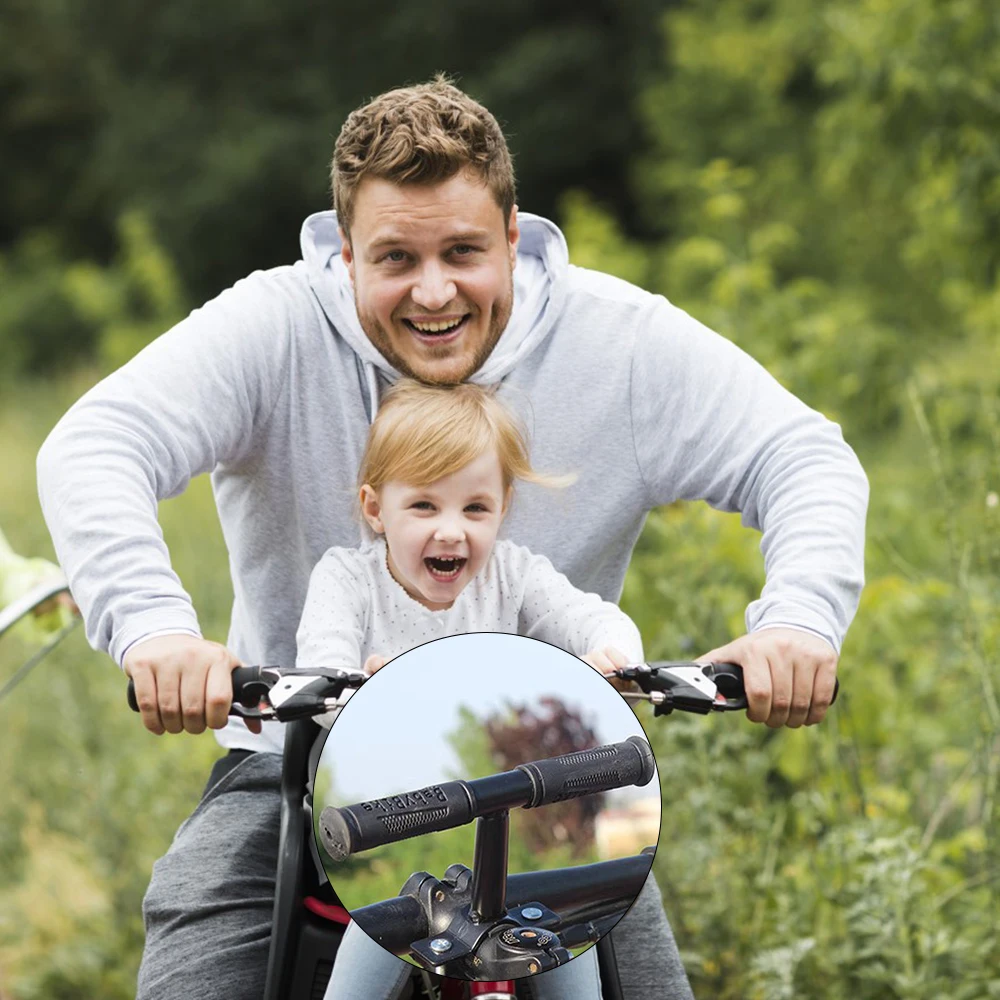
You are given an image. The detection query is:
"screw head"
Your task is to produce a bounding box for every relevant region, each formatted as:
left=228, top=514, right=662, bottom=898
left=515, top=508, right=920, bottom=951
left=429, top=938, right=452, bottom=954
left=521, top=906, right=543, bottom=920
left=434, top=890, right=445, bottom=902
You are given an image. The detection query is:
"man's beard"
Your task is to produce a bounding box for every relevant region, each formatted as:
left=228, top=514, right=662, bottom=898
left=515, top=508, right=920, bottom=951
left=355, top=285, right=514, bottom=386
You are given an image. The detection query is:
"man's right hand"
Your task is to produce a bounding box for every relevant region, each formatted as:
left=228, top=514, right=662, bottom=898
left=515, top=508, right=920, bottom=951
left=123, top=634, right=261, bottom=736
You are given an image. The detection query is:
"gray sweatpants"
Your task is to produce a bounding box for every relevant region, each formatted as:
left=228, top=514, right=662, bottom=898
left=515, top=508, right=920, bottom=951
left=136, top=752, right=694, bottom=1000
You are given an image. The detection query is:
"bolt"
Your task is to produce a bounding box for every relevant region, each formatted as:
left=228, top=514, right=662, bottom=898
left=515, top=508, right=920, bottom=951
left=429, top=938, right=452, bottom=954
left=528, top=962, right=539, bottom=974
left=434, top=890, right=445, bottom=902
left=521, top=906, right=543, bottom=920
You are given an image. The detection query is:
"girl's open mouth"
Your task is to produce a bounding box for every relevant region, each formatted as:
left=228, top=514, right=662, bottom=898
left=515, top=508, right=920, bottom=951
left=424, top=556, right=467, bottom=582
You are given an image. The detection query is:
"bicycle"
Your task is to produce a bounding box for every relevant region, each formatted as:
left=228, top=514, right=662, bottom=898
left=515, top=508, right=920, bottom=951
left=123, top=657, right=815, bottom=999
left=2, top=568, right=839, bottom=998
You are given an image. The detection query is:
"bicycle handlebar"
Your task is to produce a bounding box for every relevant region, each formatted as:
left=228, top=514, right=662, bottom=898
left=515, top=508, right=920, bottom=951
left=126, top=665, right=270, bottom=713
left=319, top=736, right=655, bottom=861
left=126, top=665, right=366, bottom=721
left=617, top=660, right=840, bottom=715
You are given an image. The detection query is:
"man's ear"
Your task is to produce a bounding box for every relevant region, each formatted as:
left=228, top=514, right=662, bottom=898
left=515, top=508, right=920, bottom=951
left=507, top=205, right=520, bottom=271
left=360, top=484, right=384, bottom=533
left=340, top=227, right=355, bottom=286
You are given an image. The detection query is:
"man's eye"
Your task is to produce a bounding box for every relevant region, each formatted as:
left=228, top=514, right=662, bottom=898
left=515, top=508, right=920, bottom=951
left=451, top=244, right=477, bottom=257
left=383, top=250, right=408, bottom=263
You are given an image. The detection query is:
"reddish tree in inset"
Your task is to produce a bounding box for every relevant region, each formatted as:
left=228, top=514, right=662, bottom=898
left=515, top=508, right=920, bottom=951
left=484, top=697, right=603, bottom=856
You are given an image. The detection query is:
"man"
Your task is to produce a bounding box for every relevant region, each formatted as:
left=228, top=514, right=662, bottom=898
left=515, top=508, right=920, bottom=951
left=37, top=77, right=867, bottom=999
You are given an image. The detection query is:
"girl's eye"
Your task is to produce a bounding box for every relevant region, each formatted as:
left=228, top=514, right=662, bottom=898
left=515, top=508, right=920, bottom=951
left=410, top=501, right=434, bottom=511
left=465, top=503, right=489, bottom=513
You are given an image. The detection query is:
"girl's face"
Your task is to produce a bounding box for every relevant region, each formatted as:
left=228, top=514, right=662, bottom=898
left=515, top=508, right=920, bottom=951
left=360, top=450, right=509, bottom=610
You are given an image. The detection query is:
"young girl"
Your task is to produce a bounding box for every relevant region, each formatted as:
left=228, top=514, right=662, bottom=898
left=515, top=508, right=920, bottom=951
left=296, top=379, right=644, bottom=1000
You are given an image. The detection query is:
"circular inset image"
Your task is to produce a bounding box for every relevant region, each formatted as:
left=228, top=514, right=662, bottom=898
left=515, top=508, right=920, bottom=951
left=313, top=632, right=660, bottom=988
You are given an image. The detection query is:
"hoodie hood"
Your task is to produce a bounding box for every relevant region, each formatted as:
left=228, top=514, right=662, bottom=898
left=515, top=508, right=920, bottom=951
left=299, top=210, right=569, bottom=389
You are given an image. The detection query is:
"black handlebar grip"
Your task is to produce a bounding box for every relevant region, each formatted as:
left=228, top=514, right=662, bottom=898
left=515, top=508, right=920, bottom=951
left=516, top=736, right=655, bottom=808
left=319, top=780, right=475, bottom=861
left=703, top=661, right=839, bottom=708
left=127, top=665, right=265, bottom=713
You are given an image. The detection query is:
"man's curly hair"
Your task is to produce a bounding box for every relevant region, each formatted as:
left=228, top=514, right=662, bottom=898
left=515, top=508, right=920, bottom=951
left=331, top=75, right=516, bottom=236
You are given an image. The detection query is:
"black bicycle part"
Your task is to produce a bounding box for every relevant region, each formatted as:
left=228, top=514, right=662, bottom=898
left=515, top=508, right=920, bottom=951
left=353, top=852, right=654, bottom=975
left=264, top=718, right=332, bottom=999
left=393, top=865, right=572, bottom=978
left=470, top=809, right=509, bottom=923
left=596, top=933, right=626, bottom=1000
left=319, top=736, right=655, bottom=860
left=619, top=660, right=840, bottom=716
left=126, top=665, right=364, bottom=721
left=263, top=720, right=434, bottom=999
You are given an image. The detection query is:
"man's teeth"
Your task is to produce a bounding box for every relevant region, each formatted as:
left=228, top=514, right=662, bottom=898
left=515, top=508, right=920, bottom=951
left=410, top=318, right=463, bottom=333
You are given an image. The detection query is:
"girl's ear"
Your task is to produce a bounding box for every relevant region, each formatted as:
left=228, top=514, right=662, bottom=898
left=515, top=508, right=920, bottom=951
left=360, top=484, right=384, bottom=533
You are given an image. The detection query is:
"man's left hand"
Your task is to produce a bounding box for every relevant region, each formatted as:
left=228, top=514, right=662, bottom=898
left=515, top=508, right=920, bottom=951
left=698, top=628, right=838, bottom=728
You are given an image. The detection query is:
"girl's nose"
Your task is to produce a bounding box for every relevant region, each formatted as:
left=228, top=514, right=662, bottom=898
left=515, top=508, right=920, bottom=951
left=433, top=519, right=466, bottom=543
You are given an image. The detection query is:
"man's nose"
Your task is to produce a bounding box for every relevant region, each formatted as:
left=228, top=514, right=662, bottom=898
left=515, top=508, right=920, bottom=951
left=411, top=263, right=457, bottom=312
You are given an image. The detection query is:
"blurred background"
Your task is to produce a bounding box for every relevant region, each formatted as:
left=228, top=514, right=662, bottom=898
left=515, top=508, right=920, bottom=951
left=1, top=0, right=998, bottom=996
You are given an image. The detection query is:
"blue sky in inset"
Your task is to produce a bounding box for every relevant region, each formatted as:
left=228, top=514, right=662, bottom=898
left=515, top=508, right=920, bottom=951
left=317, top=632, right=657, bottom=806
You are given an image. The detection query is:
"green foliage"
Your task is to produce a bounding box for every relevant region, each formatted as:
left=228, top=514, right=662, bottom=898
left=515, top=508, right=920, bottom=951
left=581, top=4, right=1000, bottom=979
left=0, top=233, right=100, bottom=377
left=65, top=212, right=187, bottom=371
left=0, top=213, right=187, bottom=380
left=3, top=0, right=1000, bottom=995
left=0, top=0, right=666, bottom=302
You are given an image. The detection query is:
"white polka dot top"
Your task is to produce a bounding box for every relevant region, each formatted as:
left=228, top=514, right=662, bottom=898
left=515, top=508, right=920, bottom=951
left=294, top=536, right=644, bottom=672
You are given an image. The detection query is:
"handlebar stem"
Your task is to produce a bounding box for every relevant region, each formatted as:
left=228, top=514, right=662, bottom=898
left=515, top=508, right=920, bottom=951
left=470, top=810, right=509, bottom=925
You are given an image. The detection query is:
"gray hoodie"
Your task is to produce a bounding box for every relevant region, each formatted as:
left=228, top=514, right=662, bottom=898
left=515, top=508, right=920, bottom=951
left=37, top=211, right=868, bottom=753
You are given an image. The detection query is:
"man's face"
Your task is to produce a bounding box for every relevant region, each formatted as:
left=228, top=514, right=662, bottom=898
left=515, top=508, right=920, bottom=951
left=342, top=171, right=519, bottom=384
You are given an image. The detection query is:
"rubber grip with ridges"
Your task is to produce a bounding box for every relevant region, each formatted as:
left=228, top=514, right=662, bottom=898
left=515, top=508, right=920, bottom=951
left=516, top=736, right=655, bottom=808
left=318, top=780, right=474, bottom=860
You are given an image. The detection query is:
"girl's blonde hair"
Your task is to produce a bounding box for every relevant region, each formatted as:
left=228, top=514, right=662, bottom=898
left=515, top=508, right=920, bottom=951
left=359, top=380, right=571, bottom=493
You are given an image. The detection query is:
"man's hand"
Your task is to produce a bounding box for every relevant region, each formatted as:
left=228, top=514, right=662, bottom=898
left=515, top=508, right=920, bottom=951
left=699, top=628, right=838, bottom=728
left=123, top=634, right=260, bottom=736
